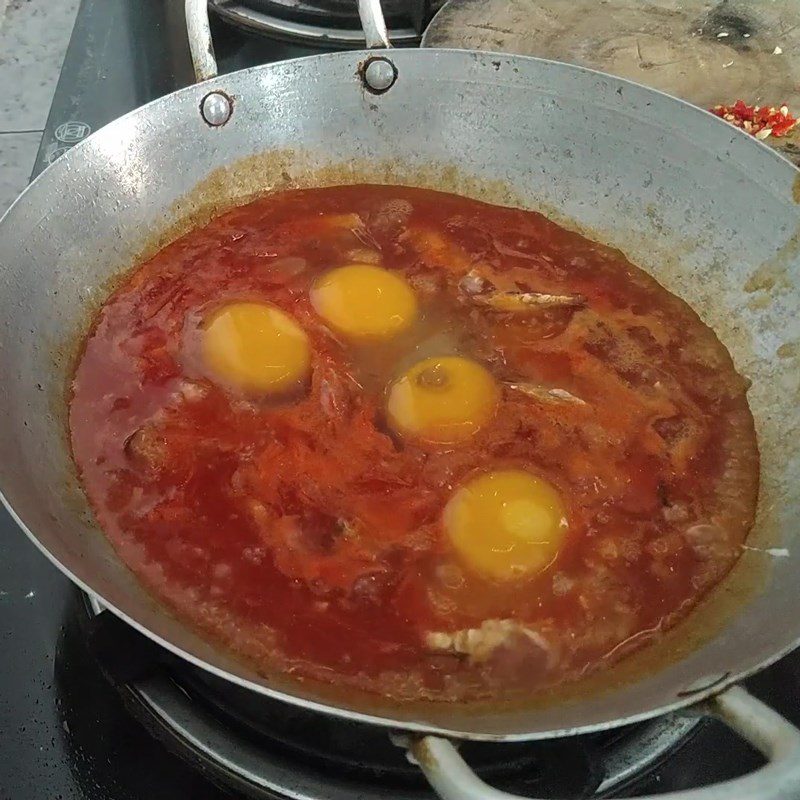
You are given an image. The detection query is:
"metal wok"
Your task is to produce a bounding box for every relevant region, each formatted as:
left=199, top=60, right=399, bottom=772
left=0, top=1, right=799, bottom=797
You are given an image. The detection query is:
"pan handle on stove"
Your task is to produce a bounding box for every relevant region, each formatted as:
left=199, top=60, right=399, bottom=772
left=183, top=0, right=390, bottom=85
left=358, top=0, right=391, bottom=49
left=407, top=686, right=800, bottom=800
left=185, top=0, right=218, bottom=82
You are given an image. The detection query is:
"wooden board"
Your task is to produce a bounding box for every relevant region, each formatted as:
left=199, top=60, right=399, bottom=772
left=423, top=0, right=800, bottom=162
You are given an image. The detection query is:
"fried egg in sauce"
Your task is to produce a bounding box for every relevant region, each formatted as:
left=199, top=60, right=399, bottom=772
left=444, top=469, right=569, bottom=581
left=386, top=356, right=499, bottom=445
left=310, top=264, right=418, bottom=340
left=202, top=301, right=311, bottom=395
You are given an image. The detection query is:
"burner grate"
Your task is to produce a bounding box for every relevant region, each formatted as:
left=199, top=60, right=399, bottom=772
left=241, top=0, right=421, bottom=25
left=209, top=0, right=445, bottom=46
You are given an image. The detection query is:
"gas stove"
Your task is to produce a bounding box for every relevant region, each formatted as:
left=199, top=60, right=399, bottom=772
left=3, top=1, right=800, bottom=798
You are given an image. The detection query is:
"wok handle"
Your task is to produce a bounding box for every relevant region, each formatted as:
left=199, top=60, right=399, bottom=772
left=358, top=0, right=391, bottom=49
left=183, top=0, right=389, bottom=83
left=407, top=686, right=800, bottom=800
left=185, top=0, right=218, bottom=83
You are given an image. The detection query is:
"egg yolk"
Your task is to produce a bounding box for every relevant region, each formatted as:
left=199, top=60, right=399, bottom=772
left=202, top=302, right=311, bottom=394
left=443, top=469, right=568, bottom=581
left=386, top=356, right=499, bottom=445
left=310, top=264, right=417, bottom=340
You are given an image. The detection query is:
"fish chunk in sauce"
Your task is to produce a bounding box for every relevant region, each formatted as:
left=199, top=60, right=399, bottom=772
left=69, top=185, right=759, bottom=702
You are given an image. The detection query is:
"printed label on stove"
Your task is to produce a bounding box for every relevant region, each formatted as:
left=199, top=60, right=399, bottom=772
left=43, top=121, right=93, bottom=166
left=55, top=121, right=92, bottom=143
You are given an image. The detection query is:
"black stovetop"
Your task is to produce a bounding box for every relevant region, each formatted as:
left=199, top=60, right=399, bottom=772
left=2, top=1, right=799, bottom=798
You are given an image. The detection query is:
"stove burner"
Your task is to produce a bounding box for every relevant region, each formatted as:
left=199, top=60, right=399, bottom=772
left=82, top=594, right=698, bottom=799
left=210, top=0, right=445, bottom=46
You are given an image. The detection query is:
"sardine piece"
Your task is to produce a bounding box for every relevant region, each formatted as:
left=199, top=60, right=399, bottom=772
left=506, top=383, right=587, bottom=406
left=425, top=619, right=552, bottom=664
left=473, top=290, right=585, bottom=312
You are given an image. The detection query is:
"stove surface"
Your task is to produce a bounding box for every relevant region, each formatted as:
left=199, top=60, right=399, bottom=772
left=2, top=1, right=799, bottom=799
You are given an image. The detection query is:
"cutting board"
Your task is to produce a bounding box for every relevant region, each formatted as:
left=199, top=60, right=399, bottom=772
left=423, top=0, right=800, bottom=162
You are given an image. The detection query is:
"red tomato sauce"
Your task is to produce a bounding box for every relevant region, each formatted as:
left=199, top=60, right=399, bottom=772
left=69, top=186, right=759, bottom=701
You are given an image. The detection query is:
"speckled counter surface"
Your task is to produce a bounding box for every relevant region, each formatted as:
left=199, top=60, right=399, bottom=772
left=0, top=0, right=80, bottom=215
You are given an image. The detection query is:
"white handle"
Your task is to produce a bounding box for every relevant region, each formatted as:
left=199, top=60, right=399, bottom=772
left=358, top=0, right=391, bottom=49
left=409, top=687, right=800, bottom=800
left=185, top=0, right=217, bottom=82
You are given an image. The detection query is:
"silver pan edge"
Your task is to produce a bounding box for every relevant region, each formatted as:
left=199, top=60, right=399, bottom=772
left=0, top=48, right=797, bottom=740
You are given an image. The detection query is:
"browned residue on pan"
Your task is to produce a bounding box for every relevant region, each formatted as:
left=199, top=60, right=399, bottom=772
left=743, top=228, right=800, bottom=296
left=56, top=148, right=789, bottom=721
left=134, top=151, right=527, bottom=265
left=792, top=172, right=800, bottom=204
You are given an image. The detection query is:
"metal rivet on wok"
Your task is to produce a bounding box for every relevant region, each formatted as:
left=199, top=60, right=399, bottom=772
left=363, top=57, right=397, bottom=93
left=200, top=91, right=232, bottom=126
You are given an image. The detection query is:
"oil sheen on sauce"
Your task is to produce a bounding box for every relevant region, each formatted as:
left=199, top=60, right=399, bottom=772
left=69, top=186, right=759, bottom=702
